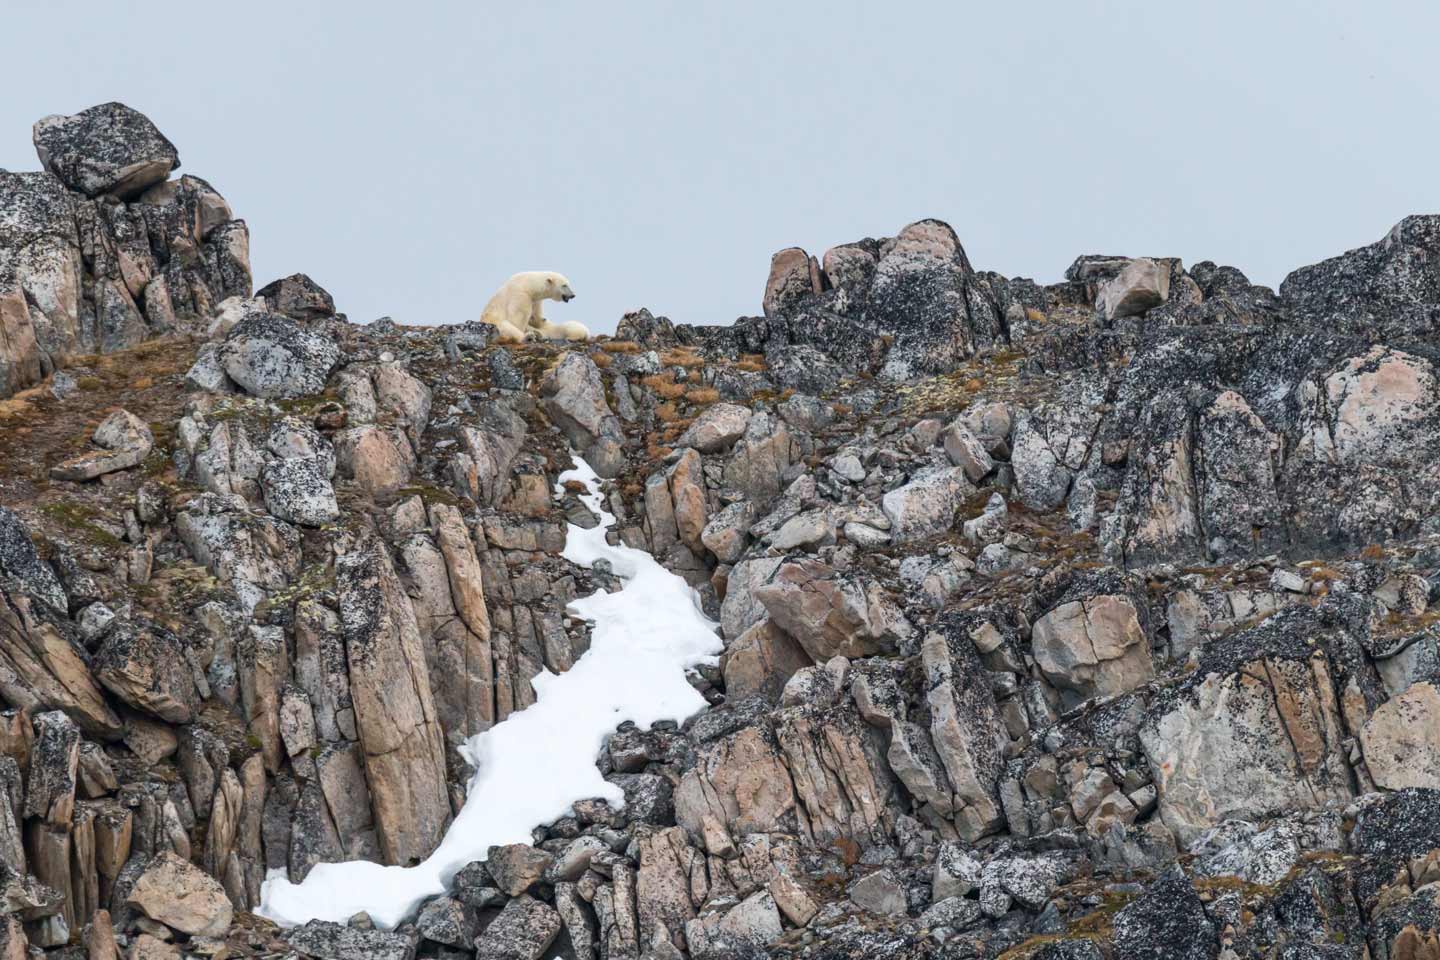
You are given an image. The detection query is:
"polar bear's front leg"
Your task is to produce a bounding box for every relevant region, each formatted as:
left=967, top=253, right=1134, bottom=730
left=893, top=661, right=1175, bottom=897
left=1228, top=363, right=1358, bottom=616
left=493, top=320, right=530, bottom=344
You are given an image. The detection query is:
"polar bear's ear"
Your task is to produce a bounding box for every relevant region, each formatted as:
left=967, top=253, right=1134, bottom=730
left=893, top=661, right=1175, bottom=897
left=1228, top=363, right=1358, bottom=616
left=544, top=276, right=556, bottom=287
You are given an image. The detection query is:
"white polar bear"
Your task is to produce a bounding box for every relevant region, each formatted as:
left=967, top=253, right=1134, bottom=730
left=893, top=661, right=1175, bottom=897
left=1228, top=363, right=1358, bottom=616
left=479, top=271, right=590, bottom=343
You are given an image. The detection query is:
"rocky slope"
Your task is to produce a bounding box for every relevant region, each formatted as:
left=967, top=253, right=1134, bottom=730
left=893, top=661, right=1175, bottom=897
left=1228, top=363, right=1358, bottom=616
left=3, top=102, right=1440, bottom=960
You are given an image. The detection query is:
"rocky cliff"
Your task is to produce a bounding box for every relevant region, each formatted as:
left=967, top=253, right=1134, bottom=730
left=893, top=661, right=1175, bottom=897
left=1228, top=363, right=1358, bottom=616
left=3, top=103, right=1440, bottom=960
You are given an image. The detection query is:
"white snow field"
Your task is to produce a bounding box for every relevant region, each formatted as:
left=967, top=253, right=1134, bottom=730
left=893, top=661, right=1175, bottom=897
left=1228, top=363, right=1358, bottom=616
left=258, top=457, right=722, bottom=927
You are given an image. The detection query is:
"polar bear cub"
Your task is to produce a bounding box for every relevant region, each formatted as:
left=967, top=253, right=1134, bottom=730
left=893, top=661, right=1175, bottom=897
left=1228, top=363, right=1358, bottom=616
left=479, top=271, right=590, bottom=343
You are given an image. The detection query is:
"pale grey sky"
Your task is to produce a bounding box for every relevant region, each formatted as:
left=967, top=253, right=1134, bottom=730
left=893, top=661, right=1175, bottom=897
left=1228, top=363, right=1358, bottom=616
left=3, top=2, right=1436, bottom=333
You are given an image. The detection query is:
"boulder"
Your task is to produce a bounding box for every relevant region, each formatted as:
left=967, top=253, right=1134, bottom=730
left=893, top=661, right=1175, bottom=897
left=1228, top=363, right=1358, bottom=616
left=125, top=851, right=233, bottom=937
left=285, top=920, right=417, bottom=960
left=848, top=869, right=905, bottom=915
left=1361, top=680, right=1440, bottom=790
left=1110, top=867, right=1216, bottom=960
left=260, top=457, right=339, bottom=527
left=881, top=465, right=972, bottom=542
left=1097, top=257, right=1171, bottom=321
left=32, top=102, right=178, bottom=199
left=676, top=402, right=751, bottom=453
left=722, top=619, right=813, bottom=703
left=475, top=895, right=561, bottom=960
left=256, top=273, right=336, bottom=320
left=1140, top=608, right=1355, bottom=844
left=685, top=890, right=783, bottom=960
left=942, top=420, right=994, bottom=481
left=1031, top=595, right=1154, bottom=704
left=0, top=507, right=68, bottom=615
left=336, top=539, right=451, bottom=865
left=50, top=409, right=154, bottom=481
left=754, top=559, right=910, bottom=661
left=763, top=247, right=821, bottom=317
left=93, top=621, right=198, bottom=723
left=539, top=352, right=625, bottom=477
left=867, top=219, right=1004, bottom=380
left=219, top=313, right=340, bottom=399
left=486, top=843, right=553, bottom=896
left=334, top=425, right=412, bottom=497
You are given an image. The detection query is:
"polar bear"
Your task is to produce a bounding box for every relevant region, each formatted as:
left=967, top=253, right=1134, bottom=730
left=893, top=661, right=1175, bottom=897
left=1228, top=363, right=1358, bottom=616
left=479, top=271, right=590, bottom=343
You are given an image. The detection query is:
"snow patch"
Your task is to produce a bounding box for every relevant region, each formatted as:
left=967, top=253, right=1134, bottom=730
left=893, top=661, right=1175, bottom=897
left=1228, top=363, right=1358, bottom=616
left=258, top=456, right=720, bottom=927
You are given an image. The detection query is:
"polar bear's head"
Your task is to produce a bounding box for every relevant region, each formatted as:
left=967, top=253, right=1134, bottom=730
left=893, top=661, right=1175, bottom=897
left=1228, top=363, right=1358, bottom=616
left=530, top=271, right=575, bottom=302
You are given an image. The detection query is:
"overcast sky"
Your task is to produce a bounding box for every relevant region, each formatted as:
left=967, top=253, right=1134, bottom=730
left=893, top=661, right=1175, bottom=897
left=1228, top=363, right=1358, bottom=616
left=3, top=2, right=1436, bottom=333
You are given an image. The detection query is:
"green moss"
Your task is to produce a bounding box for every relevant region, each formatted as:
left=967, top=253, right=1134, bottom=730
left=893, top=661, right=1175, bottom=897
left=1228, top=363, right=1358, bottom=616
left=39, top=502, right=123, bottom=547
left=395, top=483, right=462, bottom=508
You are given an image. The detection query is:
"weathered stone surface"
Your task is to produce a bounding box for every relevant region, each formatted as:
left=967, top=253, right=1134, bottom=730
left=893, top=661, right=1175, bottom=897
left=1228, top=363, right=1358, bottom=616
left=334, top=425, right=412, bottom=497
left=125, top=851, right=233, bottom=937
left=487, top=843, right=553, bottom=896
left=285, top=919, right=417, bottom=960
left=260, top=456, right=338, bottom=526
left=881, top=466, right=971, bottom=542
left=50, top=409, right=154, bottom=481
left=701, top=501, right=753, bottom=565
left=475, top=895, right=561, bottom=960
left=0, top=585, right=121, bottom=738
left=1032, top=595, right=1154, bottom=704
left=1140, top=610, right=1354, bottom=844
left=849, top=868, right=905, bottom=915
left=722, top=619, right=812, bottom=703
left=256, top=273, right=335, bottom=321
left=337, top=538, right=450, bottom=865
left=33, top=102, right=178, bottom=199
left=219, top=313, right=339, bottom=399
left=685, top=890, right=783, bottom=960
left=676, top=402, right=751, bottom=453
left=1097, top=257, right=1170, bottom=321
left=755, top=560, right=909, bottom=661
left=540, top=353, right=625, bottom=477
left=0, top=507, right=67, bottom=615
left=1361, top=680, right=1440, bottom=790
left=763, top=247, right=821, bottom=317
left=93, top=621, right=198, bottom=723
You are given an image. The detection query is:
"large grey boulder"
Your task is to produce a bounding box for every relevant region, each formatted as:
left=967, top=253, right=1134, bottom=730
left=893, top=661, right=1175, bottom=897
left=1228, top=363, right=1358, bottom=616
left=219, top=313, right=340, bottom=398
left=261, top=457, right=339, bottom=527
left=285, top=920, right=417, bottom=960
left=32, top=102, right=178, bottom=199
left=881, top=465, right=972, bottom=542
left=475, top=895, right=561, bottom=960
left=256, top=273, right=336, bottom=320
left=676, top=402, right=751, bottom=453
left=0, top=506, right=68, bottom=615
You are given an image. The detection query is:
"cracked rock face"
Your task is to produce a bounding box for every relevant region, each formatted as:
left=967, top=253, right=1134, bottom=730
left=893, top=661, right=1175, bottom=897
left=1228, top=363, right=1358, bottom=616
left=10, top=101, right=1440, bottom=960
left=1032, top=594, right=1153, bottom=705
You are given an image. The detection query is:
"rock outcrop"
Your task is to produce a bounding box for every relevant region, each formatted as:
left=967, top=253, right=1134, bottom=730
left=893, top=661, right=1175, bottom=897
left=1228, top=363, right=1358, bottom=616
left=4, top=102, right=1440, bottom=960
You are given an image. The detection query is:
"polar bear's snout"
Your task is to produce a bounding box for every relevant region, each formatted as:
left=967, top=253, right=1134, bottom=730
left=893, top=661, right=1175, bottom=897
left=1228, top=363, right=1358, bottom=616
left=561, top=291, right=575, bottom=302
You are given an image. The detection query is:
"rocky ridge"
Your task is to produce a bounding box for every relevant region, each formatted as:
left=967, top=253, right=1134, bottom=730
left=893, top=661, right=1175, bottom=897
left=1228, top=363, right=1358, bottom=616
left=2, top=103, right=1440, bottom=960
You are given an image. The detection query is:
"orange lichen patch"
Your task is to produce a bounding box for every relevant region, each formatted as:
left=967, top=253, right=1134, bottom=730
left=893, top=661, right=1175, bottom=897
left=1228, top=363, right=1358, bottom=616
left=734, top=353, right=767, bottom=372
left=641, top=373, right=686, bottom=400
left=659, top=347, right=705, bottom=369
left=684, top=387, right=719, bottom=405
